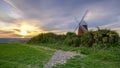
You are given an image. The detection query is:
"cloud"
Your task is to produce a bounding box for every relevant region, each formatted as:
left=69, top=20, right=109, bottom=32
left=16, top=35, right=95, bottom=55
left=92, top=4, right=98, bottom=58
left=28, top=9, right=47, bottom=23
left=10, top=34, right=23, bottom=38
left=3, top=0, right=23, bottom=18
left=0, top=30, right=15, bottom=38
left=13, top=29, right=20, bottom=32
left=0, top=13, right=16, bottom=23
left=0, top=0, right=120, bottom=37
left=0, top=30, right=13, bottom=34
left=112, top=28, right=120, bottom=35
left=100, top=22, right=120, bottom=28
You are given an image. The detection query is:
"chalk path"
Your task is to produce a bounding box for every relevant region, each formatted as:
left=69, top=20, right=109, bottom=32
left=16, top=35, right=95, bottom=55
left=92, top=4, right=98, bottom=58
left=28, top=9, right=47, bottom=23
left=44, top=50, right=85, bottom=68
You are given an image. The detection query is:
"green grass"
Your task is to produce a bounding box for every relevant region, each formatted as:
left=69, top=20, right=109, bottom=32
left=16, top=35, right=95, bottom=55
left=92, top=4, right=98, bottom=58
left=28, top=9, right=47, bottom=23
left=53, top=46, right=120, bottom=68
left=1, top=42, right=119, bottom=68
left=0, top=43, right=55, bottom=68
left=32, top=43, right=79, bottom=51
left=32, top=43, right=120, bottom=68
left=53, top=56, right=120, bottom=68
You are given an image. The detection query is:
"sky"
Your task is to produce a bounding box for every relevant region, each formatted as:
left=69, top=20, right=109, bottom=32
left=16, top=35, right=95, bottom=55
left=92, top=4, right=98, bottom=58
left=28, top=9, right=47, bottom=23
left=0, top=0, right=120, bottom=38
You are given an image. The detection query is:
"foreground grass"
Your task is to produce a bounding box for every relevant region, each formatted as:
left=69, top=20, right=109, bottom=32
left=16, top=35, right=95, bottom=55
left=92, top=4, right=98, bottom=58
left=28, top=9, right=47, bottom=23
left=32, top=43, right=120, bottom=68
left=53, top=55, right=120, bottom=68
left=54, top=46, right=120, bottom=68
left=1, top=42, right=119, bottom=68
left=0, top=43, right=55, bottom=68
left=32, top=43, right=78, bottom=51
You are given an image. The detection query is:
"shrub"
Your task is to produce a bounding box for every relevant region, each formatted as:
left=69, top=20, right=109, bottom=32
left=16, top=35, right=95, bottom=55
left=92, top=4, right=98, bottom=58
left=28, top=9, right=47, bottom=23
left=64, top=36, right=80, bottom=47
left=64, top=32, right=80, bottom=47
left=72, top=37, right=81, bottom=47
left=80, top=29, right=119, bottom=47
left=80, top=31, right=94, bottom=47
left=27, top=33, right=57, bottom=44
left=96, top=29, right=119, bottom=45
left=66, top=32, right=76, bottom=37
left=64, top=37, right=73, bottom=46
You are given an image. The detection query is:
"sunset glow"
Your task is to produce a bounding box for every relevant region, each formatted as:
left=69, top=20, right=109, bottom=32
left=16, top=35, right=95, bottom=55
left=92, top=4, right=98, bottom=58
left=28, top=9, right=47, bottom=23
left=12, top=21, right=42, bottom=38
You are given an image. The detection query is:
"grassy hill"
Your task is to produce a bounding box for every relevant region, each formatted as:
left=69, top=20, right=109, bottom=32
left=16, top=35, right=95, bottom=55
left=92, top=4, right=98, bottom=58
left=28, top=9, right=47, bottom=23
left=0, top=43, right=55, bottom=68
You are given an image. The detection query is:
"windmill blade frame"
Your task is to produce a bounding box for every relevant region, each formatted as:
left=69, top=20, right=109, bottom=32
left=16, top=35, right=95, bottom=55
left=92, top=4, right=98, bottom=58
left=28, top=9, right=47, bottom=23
left=79, top=10, right=88, bottom=25
left=74, top=23, right=79, bottom=32
left=74, top=18, right=80, bottom=32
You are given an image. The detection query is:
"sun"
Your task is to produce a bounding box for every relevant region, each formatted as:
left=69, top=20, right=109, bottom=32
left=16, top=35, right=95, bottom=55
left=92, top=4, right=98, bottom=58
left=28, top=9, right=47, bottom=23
left=20, top=25, right=28, bottom=36
left=20, top=29, right=27, bottom=36
left=20, top=24, right=35, bottom=36
left=13, top=21, right=42, bottom=38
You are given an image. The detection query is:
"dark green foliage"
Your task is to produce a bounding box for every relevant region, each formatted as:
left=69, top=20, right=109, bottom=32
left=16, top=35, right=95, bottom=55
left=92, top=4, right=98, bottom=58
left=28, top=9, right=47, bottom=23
left=81, top=31, right=95, bottom=47
left=28, top=32, right=81, bottom=47
left=66, top=32, right=76, bottom=37
left=64, top=32, right=81, bottom=47
left=95, top=29, right=119, bottom=44
left=81, top=29, right=119, bottom=47
left=28, top=29, right=119, bottom=47
left=95, top=29, right=119, bottom=45
left=27, top=33, right=66, bottom=44
left=64, top=37, right=80, bottom=47
left=56, top=34, right=66, bottom=43
left=64, top=37, right=73, bottom=45
left=72, top=37, right=81, bottom=47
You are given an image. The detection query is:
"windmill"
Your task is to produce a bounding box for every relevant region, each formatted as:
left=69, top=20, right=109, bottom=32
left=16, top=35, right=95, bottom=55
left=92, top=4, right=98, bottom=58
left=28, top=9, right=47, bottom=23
left=74, top=10, right=88, bottom=36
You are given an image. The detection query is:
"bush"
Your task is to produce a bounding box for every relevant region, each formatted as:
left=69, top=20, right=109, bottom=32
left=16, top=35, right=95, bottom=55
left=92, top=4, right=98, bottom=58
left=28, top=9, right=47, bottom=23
left=64, top=37, right=73, bottom=46
left=66, top=32, right=76, bottom=37
left=72, top=37, right=81, bottom=47
left=64, top=32, right=80, bottom=47
left=80, top=29, right=119, bottom=47
left=27, top=32, right=67, bottom=44
left=96, top=29, right=119, bottom=45
left=80, top=31, right=94, bottom=47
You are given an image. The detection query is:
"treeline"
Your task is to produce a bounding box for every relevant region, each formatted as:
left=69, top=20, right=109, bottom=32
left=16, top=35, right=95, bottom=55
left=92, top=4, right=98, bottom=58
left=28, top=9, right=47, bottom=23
left=27, top=29, right=119, bottom=47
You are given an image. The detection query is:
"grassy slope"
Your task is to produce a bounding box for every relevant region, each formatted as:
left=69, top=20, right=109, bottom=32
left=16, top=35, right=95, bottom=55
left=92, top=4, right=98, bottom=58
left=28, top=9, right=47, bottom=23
left=53, top=46, right=120, bottom=68
left=0, top=43, right=55, bottom=68
left=33, top=43, right=120, bottom=68
left=2, top=43, right=119, bottom=68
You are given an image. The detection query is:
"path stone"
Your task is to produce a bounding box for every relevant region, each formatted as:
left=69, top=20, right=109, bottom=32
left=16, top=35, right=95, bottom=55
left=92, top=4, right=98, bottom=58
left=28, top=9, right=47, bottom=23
left=44, top=50, right=85, bottom=68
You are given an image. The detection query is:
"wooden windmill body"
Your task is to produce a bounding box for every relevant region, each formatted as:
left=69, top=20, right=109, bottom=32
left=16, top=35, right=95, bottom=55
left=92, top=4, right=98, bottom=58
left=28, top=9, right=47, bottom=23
left=78, top=21, right=88, bottom=36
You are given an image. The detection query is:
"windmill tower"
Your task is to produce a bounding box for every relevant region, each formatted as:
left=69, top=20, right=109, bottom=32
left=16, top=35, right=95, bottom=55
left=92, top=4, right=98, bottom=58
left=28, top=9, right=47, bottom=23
left=74, top=10, right=88, bottom=36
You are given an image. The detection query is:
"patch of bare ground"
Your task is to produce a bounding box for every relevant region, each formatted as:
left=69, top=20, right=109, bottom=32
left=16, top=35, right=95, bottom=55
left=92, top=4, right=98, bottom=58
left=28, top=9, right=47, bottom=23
left=44, top=50, right=86, bottom=68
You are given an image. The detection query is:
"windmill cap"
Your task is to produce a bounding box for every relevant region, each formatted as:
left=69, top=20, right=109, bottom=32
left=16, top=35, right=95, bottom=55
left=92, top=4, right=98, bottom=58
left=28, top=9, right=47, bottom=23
left=81, top=21, right=87, bottom=25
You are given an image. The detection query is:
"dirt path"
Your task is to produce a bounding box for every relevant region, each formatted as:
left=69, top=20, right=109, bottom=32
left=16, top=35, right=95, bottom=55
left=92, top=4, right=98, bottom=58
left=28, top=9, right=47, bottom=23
left=44, top=50, right=85, bottom=68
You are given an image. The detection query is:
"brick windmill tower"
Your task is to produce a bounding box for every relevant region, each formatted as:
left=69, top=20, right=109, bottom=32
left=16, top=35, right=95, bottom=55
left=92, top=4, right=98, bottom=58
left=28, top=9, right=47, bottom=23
left=74, top=10, right=88, bottom=36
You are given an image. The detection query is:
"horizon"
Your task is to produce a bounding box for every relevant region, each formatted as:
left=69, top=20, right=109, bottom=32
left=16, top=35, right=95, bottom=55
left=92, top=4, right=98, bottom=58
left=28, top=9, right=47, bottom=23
left=0, top=0, right=120, bottom=38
